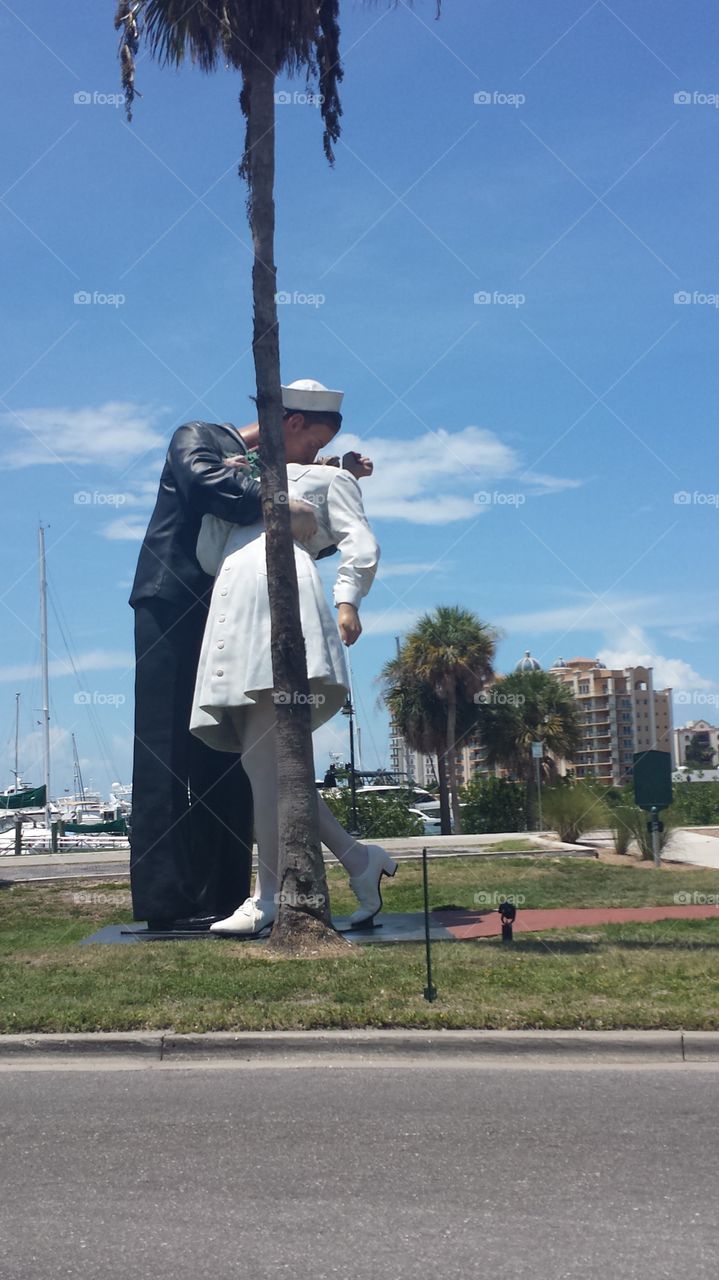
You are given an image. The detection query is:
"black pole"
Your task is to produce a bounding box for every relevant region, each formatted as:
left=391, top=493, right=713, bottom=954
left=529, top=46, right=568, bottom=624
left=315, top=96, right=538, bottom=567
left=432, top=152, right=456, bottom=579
left=422, top=845, right=437, bottom=1002
left=347, top=696, right=359, bottom=836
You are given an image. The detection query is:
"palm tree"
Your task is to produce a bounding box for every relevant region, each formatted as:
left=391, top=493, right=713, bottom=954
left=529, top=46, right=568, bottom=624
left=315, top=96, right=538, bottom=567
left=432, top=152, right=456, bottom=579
left=113, top=2, right=345, bottom=950
left=381, top=660, right=451, bottom=833
left=478, top=669, right=581, bottom=821
left=382, top=608, right=497, bottom=834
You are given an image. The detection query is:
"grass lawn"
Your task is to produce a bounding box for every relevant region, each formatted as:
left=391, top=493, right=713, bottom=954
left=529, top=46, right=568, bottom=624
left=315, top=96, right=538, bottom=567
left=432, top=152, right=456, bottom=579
left=1, top=856, right=719, bottom=1033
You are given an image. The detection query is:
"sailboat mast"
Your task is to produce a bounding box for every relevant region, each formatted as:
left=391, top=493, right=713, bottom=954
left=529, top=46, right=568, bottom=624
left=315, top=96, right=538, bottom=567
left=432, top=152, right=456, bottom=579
left=13, top=692, right=19, bottom=785
left=72, top=733, right=86, bottom=803
left=345, top=650, right=363, bottom=772
left=38, top=526, right=51, bottom=830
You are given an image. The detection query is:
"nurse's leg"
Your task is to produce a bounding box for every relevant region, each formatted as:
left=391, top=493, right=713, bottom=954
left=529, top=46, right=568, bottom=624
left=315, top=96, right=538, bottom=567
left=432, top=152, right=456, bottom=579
left=230, top=692, right=279, bottom=903
left=316, top=794, right=368, bottom=877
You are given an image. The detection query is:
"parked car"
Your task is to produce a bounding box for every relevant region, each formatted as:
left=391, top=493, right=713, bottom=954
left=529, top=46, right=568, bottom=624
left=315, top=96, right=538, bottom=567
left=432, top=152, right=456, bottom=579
left=407, top=806, right=442, bottom=836
left=355, top=784, right=437, bottom=809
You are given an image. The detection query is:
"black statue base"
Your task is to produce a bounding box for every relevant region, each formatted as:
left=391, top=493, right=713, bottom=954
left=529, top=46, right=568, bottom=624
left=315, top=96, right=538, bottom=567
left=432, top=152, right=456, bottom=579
left=80, top=912, right=457, bottom=946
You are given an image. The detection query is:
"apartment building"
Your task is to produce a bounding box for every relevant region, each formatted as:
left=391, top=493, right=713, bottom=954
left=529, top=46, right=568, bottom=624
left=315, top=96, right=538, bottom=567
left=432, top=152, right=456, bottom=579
left=550, top=657, right=674, bottom=785
left=674, top=718, right=719, bottom=768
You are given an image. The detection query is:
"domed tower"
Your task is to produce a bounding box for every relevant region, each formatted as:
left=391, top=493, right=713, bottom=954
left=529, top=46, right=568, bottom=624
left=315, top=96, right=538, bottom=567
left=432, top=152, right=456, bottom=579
left=515, top=649, right=541, bottom=673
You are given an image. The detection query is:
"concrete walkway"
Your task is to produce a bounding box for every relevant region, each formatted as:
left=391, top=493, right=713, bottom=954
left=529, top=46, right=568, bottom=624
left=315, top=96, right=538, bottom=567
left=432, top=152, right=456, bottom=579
left=0, top=832, right=591, bottom=882
left=5, top=829, right=719, bottom=882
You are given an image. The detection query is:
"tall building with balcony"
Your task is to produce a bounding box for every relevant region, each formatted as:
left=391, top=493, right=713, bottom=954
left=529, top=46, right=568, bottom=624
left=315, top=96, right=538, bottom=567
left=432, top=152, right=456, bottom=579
left=388, top=718, right=438, bottom=788
left=550, top=657, right=674, bottom=785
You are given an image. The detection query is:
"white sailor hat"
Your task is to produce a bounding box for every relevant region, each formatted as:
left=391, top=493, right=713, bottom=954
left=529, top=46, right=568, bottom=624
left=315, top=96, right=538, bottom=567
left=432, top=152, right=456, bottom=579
left=281, top=378, right=344, bottom=414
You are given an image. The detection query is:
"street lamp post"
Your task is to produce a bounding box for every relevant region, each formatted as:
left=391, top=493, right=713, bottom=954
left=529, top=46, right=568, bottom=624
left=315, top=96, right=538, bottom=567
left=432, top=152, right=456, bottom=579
left=342, top=695, right=359, bottom=836
left=531, top=740, right=544, bottom=832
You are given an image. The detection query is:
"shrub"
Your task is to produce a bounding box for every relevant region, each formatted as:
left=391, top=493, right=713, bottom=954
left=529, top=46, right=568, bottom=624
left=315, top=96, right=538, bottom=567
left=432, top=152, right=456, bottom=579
left=619, top=804, right=678, bottom=860
left=320, top=789, right=424, bottom=839
left=541, top=782, right=609, bottom=844
left=459, top=776, right=527, bottom=834
left=607, top=803, right=637, bottom=855
left=669, top=780, right=719, bottom=827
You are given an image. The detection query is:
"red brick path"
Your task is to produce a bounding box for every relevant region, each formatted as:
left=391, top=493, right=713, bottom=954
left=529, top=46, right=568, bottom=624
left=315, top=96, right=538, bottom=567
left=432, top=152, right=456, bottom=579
left=432, top=904, right=719, bottom=940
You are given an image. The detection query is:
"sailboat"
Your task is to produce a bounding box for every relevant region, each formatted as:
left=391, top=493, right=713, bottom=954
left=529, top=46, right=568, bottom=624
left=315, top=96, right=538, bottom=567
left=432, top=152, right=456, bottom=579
left=1, top=528, right=129, bottom=849
left=0, top=693, right=46, bottom=811
left=60, top=734, right=128, bottom=835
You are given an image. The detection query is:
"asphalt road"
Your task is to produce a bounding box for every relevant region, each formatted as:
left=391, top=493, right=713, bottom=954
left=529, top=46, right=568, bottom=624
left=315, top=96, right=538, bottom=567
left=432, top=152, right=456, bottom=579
left=1, top=1062, right=717, bottom=1278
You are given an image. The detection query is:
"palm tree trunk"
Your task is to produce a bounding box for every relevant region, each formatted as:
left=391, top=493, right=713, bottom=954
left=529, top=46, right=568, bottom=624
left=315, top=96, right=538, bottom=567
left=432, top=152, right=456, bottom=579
left=436, top=750, right=452, bottom=836
left=244, top=43, right=335, bottom=952
left=446, top=686, right=463, bottom=835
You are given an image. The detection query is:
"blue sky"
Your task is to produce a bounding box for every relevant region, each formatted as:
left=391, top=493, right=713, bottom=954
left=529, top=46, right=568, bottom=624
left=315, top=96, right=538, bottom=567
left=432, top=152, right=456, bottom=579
left=1, top=0, right=718, bottom=796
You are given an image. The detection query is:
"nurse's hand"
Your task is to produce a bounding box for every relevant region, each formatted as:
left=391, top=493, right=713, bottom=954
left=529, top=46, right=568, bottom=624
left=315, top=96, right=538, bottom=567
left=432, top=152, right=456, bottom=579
left=288, top=498, right=317, bottom=544
left=342, top=452, right=373, bottom=479
left=337, top=603, right=362, bottom=646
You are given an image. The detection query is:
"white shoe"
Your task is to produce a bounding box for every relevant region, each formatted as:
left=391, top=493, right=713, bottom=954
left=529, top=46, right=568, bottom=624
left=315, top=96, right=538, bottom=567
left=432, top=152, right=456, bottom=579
left=348, top=845, right=398, bottom=927
left=210, top=897, right=276, bottom=936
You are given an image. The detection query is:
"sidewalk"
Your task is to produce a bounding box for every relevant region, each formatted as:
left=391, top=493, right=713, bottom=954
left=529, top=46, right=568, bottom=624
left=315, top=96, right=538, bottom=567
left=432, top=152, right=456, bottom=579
left=0, top=832, right=589, bottom=873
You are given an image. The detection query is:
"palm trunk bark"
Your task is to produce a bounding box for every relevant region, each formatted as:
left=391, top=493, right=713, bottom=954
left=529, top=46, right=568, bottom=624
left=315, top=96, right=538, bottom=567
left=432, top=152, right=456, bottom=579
left=436, top=750, right=452, bottom=836
left=446, top=686, right=462, bottom=835
left=244, top=45, right=337, bottom=952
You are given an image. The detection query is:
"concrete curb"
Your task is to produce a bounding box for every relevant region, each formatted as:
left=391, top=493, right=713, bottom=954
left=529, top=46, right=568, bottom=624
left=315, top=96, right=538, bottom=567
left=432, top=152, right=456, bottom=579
left=1, top=1029, right=718, bottom=1063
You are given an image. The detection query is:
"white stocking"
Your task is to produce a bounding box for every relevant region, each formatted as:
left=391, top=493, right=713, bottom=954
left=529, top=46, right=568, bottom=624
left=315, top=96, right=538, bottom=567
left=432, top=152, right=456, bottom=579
left=231, top=693, right=280, bottom=903
left=232, top=693, right=370, bottom=896
left=316, top=795, right=368, bottom=877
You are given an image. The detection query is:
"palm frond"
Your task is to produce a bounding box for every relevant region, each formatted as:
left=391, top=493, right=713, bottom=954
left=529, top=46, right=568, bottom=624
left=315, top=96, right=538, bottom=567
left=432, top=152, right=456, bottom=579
left=115, top=0, right=343, bottom=163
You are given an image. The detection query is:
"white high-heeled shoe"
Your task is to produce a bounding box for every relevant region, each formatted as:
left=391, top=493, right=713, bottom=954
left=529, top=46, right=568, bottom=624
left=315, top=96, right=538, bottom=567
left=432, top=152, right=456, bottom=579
left=348, top=845, right=398, bottom=927
left=210, top=897, right=276, bottom=936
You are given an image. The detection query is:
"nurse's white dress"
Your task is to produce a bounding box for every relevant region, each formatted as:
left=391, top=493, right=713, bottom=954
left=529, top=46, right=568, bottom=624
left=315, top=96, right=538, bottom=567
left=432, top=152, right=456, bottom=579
left=190, top=464, right=380, bottom=753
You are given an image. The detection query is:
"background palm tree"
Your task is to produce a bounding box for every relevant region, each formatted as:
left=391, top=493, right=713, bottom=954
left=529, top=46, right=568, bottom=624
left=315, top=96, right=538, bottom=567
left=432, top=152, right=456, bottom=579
left=478, top=669, right=581, bottom=823
left=382, top=607, right=497, bottom=834
left=381, top=660, right=451, bottom=833
left=114, top=1, right=344, bottom=950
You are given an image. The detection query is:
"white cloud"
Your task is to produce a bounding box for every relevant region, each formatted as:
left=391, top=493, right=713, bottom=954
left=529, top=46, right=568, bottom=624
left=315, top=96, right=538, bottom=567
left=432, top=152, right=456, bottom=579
left=597, top=646, right=713, bottom=693
left=0, top=650, right=133, bottom=683
left=492, top=595, right=716, bottom=694
left=498, top=595, right=662, bottom=639
left=378, top=562, right=446, bottom=578
left=360, top=608, right=423, bottom=636
left=339, top=426, right=581, bottom=525
left=311, top=719, right=351, bottom=773
left=103, top=518, right=150, bottom=542
left=2, top=402, right=166, bottom=469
